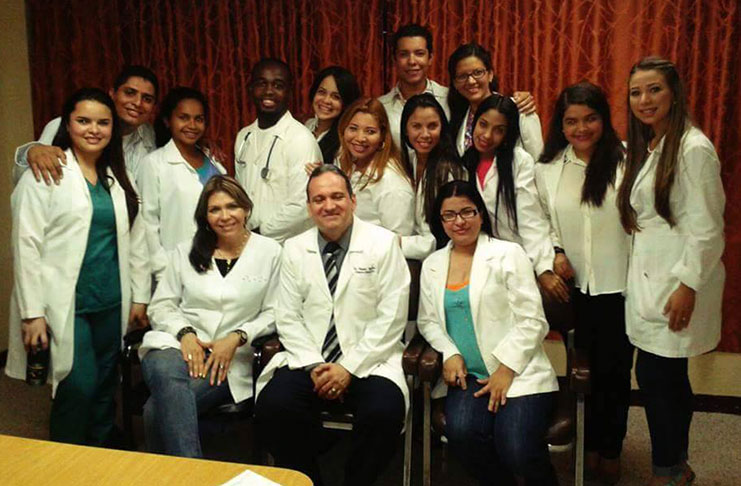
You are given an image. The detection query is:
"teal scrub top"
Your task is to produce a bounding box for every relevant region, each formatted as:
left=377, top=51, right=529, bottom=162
left=75, top=179, right=122, bottom=313
left=444, top=284, right=489, bottom=380
left=196, top=157, right=220, bottom=185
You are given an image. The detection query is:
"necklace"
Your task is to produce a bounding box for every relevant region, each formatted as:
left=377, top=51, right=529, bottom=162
left=214, top=231, right=249, bottom=267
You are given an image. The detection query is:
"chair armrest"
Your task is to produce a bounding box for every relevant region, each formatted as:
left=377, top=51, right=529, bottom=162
left=568, top=346, right=590, bottom=394
left=418, top=344, right=442, bottom=383
left=252, top=334, right=283, bottom=374
left=122, top=326, right=151, bottom=360
left=402, top=332, right=427, bottom=375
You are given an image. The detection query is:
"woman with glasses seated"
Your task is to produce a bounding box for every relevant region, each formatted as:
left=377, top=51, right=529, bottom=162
left=418, top=180, right=559, bottom=486
left=138, top=176, right=281, bottom=458
left=447, top=43, right=543, bottom=159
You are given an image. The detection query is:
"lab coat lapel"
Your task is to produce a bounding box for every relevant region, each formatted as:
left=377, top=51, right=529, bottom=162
left=334, top=219, right=362, bottom=301
left=431, top=243, right=452, bottom=325
left=468, top=234, right=492, bottom=328
left=304, top=227, right=332, bottom=302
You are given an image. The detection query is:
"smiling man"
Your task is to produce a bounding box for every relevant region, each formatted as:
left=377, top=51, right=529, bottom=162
left=378, top=24, right=450, bottom=150
left=233, top=58, right=322, bottom=244
left=13, top=65, right=158, bottom=184
left=255, top=164, right=411, bottom=486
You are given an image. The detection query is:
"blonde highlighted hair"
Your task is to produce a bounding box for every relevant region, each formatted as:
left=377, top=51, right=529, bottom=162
left=337, top=97, right=411, bottom=190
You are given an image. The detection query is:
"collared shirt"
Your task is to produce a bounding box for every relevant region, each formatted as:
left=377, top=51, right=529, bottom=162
left=378, top=79, right=450, bottom=150
left=304, top=116, right=329, bottom=142
left=552, top=146, right=629, bottom=294
left=317, top=222, right=353, bottom=275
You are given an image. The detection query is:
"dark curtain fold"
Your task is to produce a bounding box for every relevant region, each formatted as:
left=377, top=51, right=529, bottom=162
left=26, top=0, right=740, bottom=352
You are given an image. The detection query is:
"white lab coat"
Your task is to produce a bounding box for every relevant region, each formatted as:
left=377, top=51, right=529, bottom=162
left=136, top=139, right=226, bottom=281
left=256, top=217, right=411, bottom=410
left=401, top=183, right=437, bottom=260
left=6, top=149, right=151, bottom=395
left=476, top=147, right=555, bottom=276
left=625, top=126, right=725, bottom=358
left=139, top=235, right=281, bottom=403
left=234, top=111, right=322, bottom=243
left=534, top=145, right=630, bottom=295
left=417, top=234, right=559, bottom=399
left=351, top=164, right=415, bottom=236
left=456, top=105, right=544, bottom=161
left=13, top=118, right=155, bottom=184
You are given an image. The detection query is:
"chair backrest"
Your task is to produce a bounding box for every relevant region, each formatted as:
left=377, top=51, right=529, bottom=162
left=406, top=259, right=422, bottom=321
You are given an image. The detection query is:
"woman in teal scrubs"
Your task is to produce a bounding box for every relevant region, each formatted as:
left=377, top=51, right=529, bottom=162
left=8, top=88, right=150, bottom=445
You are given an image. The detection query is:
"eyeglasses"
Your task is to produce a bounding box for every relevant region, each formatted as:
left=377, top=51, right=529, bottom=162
left=454, top=68, right=488, bottom=84
left=440, top=207, right=479, bottom=223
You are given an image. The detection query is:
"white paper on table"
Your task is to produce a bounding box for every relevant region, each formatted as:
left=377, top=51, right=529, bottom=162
left=220, top=468, right=282, bottom=485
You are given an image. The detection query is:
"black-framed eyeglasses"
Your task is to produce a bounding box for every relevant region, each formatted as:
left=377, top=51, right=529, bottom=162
left=454, top=68, right=488, bottom=84
left=440, top=207, right=479, bottom=223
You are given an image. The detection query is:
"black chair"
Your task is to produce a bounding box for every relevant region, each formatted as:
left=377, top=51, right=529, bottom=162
left=414, top=296, right=591, bottom=486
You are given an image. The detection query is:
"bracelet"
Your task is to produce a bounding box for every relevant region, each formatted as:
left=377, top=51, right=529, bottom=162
left=231, top=330, right=248, bottom=346
left=176, top=326, right=197, bottom=342
left=554, top=246, right=565, bottom=254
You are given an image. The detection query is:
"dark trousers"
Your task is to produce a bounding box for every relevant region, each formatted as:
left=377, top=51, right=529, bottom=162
left=635, top=349, right=692, bottom=476
left=572, top=290, right=633, bottom=458
left=254, top=367, right=405, bottom=486
left=50, top=307, right=121, bottom=445
left=445, top=376, right=558, bottom=486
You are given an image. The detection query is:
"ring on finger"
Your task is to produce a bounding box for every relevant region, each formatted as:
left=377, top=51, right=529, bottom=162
left=219, top=363, right=225, bottom=369
left=187, top=354, right=193, bottom=361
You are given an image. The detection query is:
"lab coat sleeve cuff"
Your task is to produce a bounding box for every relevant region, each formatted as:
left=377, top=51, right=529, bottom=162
left=671, top=265, right=702, bottom=292
left=491, top=344, right=526, bottom=376
left=20, top=307, right=46, bottom=320
left=535, top=259, right=554, bottom=277
left=337, top=354, right=363, bottom=378
left=440, top=343, right=463, bottom=364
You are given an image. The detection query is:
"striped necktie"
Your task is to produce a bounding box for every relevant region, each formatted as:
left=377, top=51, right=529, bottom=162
left=321, top=242, right=342, bottom=363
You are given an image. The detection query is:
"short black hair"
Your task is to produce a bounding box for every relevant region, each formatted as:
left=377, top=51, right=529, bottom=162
left=250, top=58, right=293, bottom=86
left=391, top=23, right=433, bottom=55
left=430, top=180, right=494, bottom=248
left=306, top=164, right=354, bottom=200
left=113, top=65, right=159, bottom=98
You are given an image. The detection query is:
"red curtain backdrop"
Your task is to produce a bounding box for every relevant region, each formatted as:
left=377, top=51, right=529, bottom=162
left=25, top=0, right=740, bottom=352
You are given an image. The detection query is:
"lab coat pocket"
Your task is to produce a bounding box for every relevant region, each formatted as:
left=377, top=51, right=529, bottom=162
left=633, top=232, right=684, bottom=322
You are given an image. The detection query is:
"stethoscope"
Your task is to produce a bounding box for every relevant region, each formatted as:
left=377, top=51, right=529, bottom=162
left=235, top=131, right=280, bottom=180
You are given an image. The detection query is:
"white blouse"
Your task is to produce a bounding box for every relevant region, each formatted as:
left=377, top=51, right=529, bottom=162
left=535, top=145, right=630, bottom=295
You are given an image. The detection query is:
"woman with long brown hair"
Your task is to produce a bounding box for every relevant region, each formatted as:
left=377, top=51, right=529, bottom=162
left=617, top=57, right=725, bottom=486
left=337, top=97, right=415, bottom=236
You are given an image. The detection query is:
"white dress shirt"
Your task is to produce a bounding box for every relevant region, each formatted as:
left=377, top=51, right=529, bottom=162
left=234, top=111, right=322, bottom=243
left=14, top=117, right=155, bottom=184
left=535, top=145, right=630, bottom=295
left=304, top=116, right=329, bottom=142
left=378, top=79, right=450, bottom=150
left=351, top=163, right=415, bottom=236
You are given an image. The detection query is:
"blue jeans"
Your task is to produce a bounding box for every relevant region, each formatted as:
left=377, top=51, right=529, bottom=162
left=445, top=376, right=558, bottom=486
left=141, top=348, right=234, bottom=457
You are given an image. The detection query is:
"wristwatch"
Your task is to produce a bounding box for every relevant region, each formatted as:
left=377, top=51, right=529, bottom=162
left=554, top=246, right=565, bottom=254
left=232, top=330, right=248, bottom=346
left=176, top=326, right=197, bottom=342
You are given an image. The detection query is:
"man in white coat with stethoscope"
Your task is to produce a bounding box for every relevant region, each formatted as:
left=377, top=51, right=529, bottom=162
left=254, top=164, right=410, bottom=486
left=233, top=58, right=322, bottom=244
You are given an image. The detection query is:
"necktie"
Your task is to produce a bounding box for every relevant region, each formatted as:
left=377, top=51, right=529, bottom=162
left=321, top=242, right=342, bottom=362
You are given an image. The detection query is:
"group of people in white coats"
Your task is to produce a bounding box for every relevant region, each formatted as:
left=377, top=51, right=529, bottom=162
left=5, top=20, right=726, bottom=486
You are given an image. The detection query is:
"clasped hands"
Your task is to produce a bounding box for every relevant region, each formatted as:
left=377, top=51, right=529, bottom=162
left=443, top=354, right=514, bottom=413
left=311, top=363, right=352, bottom=401
left=180, top=332, right=242, bottom=386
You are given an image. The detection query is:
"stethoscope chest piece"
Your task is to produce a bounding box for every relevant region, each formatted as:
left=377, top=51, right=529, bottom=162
left=261, top=167, right=270, bottom=180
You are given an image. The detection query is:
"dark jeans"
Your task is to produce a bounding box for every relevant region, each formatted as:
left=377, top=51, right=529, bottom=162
left=444, top=376, right=558, bottom=486
left=635, top=349, right=692, bottom=476
left=572, top=290, right=633, bottom=458
left=254, top=367, right=405, bottom=486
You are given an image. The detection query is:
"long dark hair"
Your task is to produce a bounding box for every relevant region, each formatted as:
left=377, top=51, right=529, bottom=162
left=309, top=66, right=361, bottom=164
left=52, top=88, right=139, bottom=226
left=618, top=57, right=689, bottom=231
left=154, top=87, right=210, bottom=148
left=539, top=82, right=625, bottom=207
left=189, top=176, right=253, bottom=273
left=446, top=43, right=500, bottom=141
left=400, top=93, right=467, bottom=226
left=430, top=180, right=494, bottom=249
left=461, top=94, right=520, bottom=234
